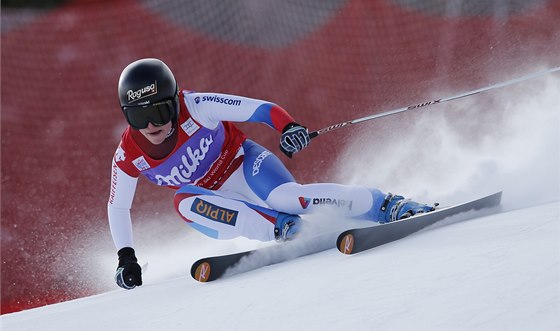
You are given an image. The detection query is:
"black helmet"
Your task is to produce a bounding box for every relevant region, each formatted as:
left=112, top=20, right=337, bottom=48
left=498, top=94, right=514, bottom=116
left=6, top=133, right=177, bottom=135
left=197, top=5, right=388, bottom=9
left=118, top=58, right=179, bottom=129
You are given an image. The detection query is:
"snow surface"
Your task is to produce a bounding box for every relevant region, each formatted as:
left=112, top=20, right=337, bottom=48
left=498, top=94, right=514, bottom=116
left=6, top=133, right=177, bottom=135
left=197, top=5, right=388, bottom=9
left=2, top=202, right=559, bottom=331
left=2, top=73, right=559, bottom=330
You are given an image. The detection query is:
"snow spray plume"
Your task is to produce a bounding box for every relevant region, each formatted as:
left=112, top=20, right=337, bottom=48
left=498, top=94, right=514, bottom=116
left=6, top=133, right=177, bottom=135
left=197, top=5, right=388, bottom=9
left=337, top=71, right=560, bottom=211
left=310, top=67, right=560, bottom=139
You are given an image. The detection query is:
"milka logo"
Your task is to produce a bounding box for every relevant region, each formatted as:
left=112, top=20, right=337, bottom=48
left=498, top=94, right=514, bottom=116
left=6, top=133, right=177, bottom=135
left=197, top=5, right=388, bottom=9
left=155, top=135, right=214, bottom=185
left=127, top=81, right=157, bottom=102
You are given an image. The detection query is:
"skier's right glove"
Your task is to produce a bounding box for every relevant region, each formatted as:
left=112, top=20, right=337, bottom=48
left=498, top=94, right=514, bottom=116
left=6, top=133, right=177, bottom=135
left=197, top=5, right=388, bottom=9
left=115, top=247, right=142, bottom=290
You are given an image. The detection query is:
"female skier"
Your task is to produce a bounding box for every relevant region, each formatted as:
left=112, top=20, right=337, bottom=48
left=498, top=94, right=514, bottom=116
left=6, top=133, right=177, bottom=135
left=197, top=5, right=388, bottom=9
left=109, top=58, right=433, bottom=289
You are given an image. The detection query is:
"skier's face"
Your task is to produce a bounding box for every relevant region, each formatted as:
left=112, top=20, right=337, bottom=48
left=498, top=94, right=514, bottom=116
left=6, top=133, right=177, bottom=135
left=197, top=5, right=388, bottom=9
left=139, top=121, right=173, bottom=145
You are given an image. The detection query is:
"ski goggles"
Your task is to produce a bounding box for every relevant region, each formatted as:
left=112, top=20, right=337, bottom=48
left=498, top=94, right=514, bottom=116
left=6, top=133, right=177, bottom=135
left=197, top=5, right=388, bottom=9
left=122, top=96, right=178, bottom=130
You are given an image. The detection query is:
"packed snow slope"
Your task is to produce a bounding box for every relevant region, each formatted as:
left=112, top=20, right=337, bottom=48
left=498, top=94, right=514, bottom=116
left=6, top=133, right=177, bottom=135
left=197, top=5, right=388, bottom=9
left=3, top=73, right=559, bottom=330
left=2, top=202, right=559, bottom=331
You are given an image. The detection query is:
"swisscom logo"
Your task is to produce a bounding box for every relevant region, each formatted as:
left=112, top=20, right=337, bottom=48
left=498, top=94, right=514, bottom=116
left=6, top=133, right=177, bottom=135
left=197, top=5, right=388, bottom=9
left=194, top=95, right=241, bottom=106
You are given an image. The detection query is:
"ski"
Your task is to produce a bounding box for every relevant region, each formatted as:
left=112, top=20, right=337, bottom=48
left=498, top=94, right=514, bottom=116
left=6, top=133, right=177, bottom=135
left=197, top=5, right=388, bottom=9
left=337, top=191, right=503, bottom=255
left=191, top=192, right=503, bottom=281
left=191, top=231, right=338, bottom=282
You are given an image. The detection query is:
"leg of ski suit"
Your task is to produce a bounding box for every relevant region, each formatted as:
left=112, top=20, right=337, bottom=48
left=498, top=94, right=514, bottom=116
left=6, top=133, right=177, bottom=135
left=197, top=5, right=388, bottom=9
left=174, top=139, right=386, bottom=241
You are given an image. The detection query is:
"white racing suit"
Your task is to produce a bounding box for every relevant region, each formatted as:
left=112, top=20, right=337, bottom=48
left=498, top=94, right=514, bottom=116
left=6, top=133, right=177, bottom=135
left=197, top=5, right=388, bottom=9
left=108, top=90, right=383, bottom=250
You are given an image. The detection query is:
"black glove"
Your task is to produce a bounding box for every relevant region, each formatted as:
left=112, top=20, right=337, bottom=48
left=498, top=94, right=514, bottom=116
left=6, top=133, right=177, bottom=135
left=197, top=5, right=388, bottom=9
left=280, top=123, right=311, bottom=158
left=115, top=247, right=142, bottom=289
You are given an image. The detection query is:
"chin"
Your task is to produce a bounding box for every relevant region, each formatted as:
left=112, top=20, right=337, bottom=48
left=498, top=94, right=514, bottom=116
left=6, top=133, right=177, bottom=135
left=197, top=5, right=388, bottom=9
left=150, top=137, right=166, bottom=145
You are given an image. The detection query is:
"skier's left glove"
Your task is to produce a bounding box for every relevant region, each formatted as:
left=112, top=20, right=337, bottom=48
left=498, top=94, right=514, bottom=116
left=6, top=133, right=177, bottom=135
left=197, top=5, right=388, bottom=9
left=115, top=247, right=142, bottom=290
left=280, top=123, right=310, bottom=158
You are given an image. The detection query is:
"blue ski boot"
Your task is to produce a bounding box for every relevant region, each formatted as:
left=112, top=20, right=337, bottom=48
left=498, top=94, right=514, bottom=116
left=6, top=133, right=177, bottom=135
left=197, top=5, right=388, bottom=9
left=274, top=213, right=302, bottom=241
left=379, top=193, right=435, bottom=223
left=363, top=189, right=435, bottom=224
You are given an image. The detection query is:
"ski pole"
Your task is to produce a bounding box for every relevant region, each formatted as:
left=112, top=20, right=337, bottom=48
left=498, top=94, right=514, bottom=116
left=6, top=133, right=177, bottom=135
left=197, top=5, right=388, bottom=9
left=309, top=66, right=560, bottom=139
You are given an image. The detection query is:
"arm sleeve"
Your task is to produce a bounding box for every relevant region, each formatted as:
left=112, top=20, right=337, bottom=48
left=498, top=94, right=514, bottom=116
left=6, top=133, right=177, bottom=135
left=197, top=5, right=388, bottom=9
left=108, top=159, right=138, bottom=250
left=183, top=92, right=295, bottom=132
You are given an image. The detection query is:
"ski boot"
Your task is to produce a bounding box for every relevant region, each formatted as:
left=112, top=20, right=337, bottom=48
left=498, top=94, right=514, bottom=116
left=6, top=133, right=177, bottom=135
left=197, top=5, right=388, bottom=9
left=274, top=213, right=302, bottom=241
left=379, top=193, right=436, bottom=223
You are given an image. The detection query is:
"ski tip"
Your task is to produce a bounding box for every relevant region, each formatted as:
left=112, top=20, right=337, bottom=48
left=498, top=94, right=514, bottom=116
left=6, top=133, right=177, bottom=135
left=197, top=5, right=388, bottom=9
left=338, top=233, right=355, bottom=255
left=192, top=261, right=212, bottom=282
